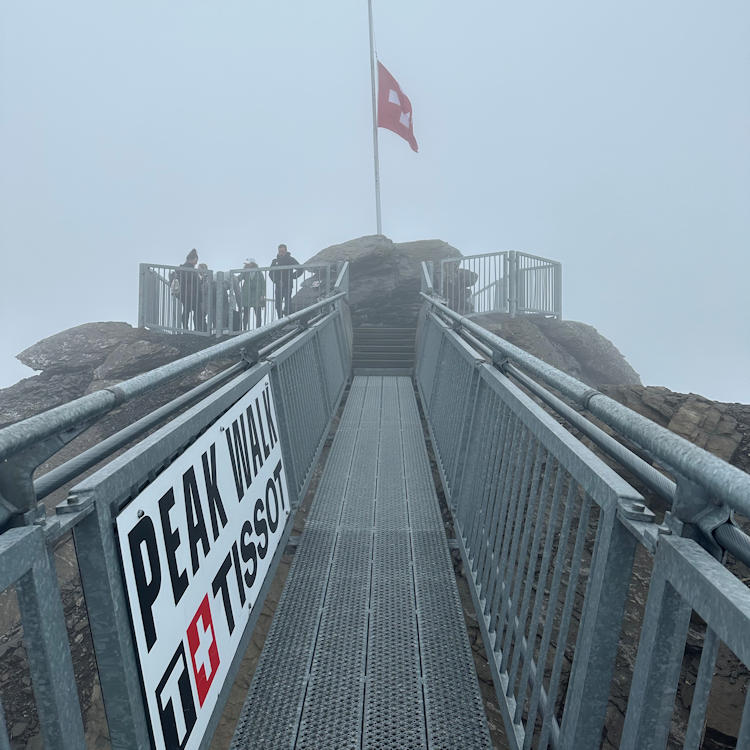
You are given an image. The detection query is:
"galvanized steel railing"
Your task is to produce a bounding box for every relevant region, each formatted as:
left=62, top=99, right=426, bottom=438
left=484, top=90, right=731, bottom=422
left=0, top=267, right=351, bottom=748
left=439, top=251, right=562, bottom=318
left=417, top=280, right=750, bottom=750
left=139, top=262, right=338, bottom=336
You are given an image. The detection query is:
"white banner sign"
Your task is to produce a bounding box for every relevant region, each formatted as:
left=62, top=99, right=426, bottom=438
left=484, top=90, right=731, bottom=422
left=116, top=374, right=290, bottom=750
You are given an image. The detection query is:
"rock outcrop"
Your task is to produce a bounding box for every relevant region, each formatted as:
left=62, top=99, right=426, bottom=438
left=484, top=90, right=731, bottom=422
left=471, top=313, right=642, bottom=388
left=1, top=323, right=224, bottom=428
left=306, top=235, right=461, bottom=326
left=601, top=385, right=746, bottom=467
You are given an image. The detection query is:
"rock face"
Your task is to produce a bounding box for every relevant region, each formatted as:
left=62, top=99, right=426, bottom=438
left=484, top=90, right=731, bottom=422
left=17, top=322, right=138, bottom=372
left=306, top=235, right=461, bottom=326
left=601, top=385, right=747, bottom=468
left=1, top=323, right=218, bottom=428
left=472, top=312, right=642, bottom=387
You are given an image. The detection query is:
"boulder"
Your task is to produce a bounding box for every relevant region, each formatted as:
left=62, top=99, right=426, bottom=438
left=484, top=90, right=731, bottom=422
left=600, top=387, right=744, bottom=465
left=534, top=317, right=641, bottom=387
left=93, top=339, right=181, bottom=381
left=600, top=385, right=684, bottom=426
left=18, top=322, right=138, bottom=372
left=471, top=313, right=642, bottom=388
left=667, top=395, right=742, bottom=463
left=305, top=235, right=461, bottom=326
left=4, top=323, right=227, bottom=428
left=0, top=371, right=93, bottom=428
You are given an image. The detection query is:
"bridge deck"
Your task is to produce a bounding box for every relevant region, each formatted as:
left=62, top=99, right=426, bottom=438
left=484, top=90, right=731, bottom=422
left=230, top=376, right=492, bottom=749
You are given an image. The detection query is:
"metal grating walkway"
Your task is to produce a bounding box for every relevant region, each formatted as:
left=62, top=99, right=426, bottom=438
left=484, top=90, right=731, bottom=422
left=230, top=376, right=492, bottom=750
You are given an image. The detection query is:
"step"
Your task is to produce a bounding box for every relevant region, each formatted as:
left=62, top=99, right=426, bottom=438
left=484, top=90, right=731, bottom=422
left=353, top=330, right=416, bottom=339
left=353, top=345, right=415, bottom=354
left=353, top=355, right=415, bottom=363
left=352, top=367, right=413, bottom=376
left=353, top=326, right=417, bottom=332
left=351, top=360, right=416, bottom=369
left=353, top=344, right=416, bottom=352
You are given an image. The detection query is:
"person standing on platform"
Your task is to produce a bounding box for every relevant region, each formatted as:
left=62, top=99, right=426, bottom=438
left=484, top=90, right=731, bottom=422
left=171, top=248, right=203, bottom=331
left=240, top=258, right=266, bottom=329
left=269, top=243, right=302, bottom=318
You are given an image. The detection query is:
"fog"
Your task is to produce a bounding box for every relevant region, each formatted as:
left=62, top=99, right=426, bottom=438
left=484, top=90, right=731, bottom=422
left=1, top=1, right=748, bottom=402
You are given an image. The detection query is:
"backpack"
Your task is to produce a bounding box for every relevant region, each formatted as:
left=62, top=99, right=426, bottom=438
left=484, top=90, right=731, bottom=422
left=170, top=276, right=181, bottom=298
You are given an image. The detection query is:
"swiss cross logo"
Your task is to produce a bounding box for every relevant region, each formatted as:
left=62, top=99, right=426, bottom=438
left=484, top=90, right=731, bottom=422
left=187, top=595, right=220, bottom=706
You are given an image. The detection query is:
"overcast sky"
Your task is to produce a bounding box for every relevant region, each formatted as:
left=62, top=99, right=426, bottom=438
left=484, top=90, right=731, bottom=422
left=1, top=1, right=748, bottom=403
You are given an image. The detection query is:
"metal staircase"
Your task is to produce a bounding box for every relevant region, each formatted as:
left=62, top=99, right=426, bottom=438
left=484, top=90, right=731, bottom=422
left=352, top=326, right=417, bottom=374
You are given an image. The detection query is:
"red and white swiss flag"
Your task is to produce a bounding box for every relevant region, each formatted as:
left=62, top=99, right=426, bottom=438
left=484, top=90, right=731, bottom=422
left=377, top=61, right=418, bottom=152
left=187, top=595, right=220, bottom=707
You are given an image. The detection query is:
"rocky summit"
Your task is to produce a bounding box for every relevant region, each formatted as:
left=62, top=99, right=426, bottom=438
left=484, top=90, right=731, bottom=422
left=307, top=234, right=461, bottom=326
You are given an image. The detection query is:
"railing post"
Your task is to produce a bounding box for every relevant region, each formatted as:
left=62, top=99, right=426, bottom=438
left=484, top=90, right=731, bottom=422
left=206, top=269, right=215, bottom=335
left=492, top=279, right=501, bottom=313
left=508, top=251, right=518, bottom=317
left=619, top=544, right=693, bottom=750
left=554, top=262, right=563, bottom=319
left=215, top=271, right=225, bottom=336
left=420, top=261, right=434, bottom=295
left=138, top=264, right=147, bottom=328
left=559, top=509, right=639, bottom=748
left=72, top=498, right=152, bottom=748
left=502, top=253, right=510, bottom=313
left=439, top=258, right=448, bottom=299
left=12, top=528, right=86, bottom=749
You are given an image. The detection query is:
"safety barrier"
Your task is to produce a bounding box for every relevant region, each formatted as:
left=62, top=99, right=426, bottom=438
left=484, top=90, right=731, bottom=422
left=416, top=281, right=750, bottom=749
left=439, top=251, right=562, bottom=318
left=0, top=269, right=350, bottom=749
left=139, top=262, right=338, bottom=336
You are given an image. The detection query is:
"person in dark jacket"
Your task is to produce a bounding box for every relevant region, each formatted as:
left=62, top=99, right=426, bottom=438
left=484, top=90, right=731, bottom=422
left=172, top=248, right=205, bottom=331
left=240, top=258, right=266, bottom=329
left=269, top=244, right=303, bottom=318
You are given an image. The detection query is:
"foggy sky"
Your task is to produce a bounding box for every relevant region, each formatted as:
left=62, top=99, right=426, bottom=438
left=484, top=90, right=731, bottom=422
left=1, top=1, right=749, bottom=403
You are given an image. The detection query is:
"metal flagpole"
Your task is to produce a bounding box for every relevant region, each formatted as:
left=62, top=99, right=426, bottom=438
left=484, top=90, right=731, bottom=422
left=368, top=0, right=382, bottom=234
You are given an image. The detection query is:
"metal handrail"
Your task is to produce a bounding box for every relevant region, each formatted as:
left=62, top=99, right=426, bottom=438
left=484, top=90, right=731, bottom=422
left=416, top=288, right=750, bottom=749
left=33, top=321, right=312, bottom=501
left=0, top=293, right=345, bottom=462
left=421, top=291, right=750, bottom=520
left=456, top=326, right=679, bottom=504
left=0, top=290, right=353, bottom=748
left=439, top=250, right=561, bottom=319
left=333, top=261, right=350, bottom=293
left=421, top=261, right=434, bottom=294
